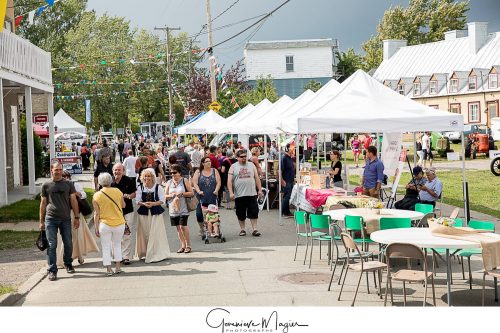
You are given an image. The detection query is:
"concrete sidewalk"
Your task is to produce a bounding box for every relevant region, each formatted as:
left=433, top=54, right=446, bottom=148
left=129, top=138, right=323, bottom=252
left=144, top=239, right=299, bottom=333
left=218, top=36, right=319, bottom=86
left=13, top=208, right=500, bottom=307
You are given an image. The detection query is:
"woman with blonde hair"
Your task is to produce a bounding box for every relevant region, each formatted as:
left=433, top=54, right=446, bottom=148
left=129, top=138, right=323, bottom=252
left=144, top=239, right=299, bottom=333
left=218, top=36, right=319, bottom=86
left=135, top=168, right=170, bottom=262
left=92, top=172, right=126, bottom=276
left=250, top=147, right=263, bottom=177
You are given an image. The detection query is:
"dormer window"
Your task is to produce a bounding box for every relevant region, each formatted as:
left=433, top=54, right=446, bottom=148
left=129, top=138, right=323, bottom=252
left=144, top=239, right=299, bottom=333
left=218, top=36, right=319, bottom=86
left=413, top=83, right=421, bottom=96
left=397, top=84, right=405, bottom=95
left=489, top=74, right=498, bottom=89
left=429, top=80, right=437, bottom=95
left=468, top=75, right=477, bottom=90
left=450, top=79, right=459, bottom=93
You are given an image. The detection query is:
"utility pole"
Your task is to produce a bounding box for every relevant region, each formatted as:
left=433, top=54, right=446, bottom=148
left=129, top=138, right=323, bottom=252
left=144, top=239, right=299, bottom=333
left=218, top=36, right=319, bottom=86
left=206, top=0, right=217, bottom=102
left=155, top=26, right=181, bottom=137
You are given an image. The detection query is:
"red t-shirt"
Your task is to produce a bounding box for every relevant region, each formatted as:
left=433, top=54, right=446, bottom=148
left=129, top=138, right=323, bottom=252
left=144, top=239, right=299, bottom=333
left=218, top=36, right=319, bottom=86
left=364, top=136, right=373, bottom=149
left=209, top=154, right=220, bottom=169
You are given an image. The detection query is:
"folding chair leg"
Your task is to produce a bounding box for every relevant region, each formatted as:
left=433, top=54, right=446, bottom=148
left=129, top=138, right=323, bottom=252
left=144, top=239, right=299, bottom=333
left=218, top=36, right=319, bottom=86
left=461, top=256, right=465, bottom=280
left=338, top=263, right=349, bottom=301
left=384, top=275, right=389, bottom=306
left=319, top=240, right=322, bottom=260
left=328, top=258, right=342, bottom=291
left=378, top=270, right=383, bottom=299
left=366, top=272, right=370, bottom=294
left=495, top=277, right=498, bottom=302
left=389, top=277, right=394, bottom=305
left=293, top=237, right=299, bottom=261
left=352, top=271, right=364, bottom=307
left=338, top=259, right=347, bottom=285
left=482, top=273, right=486, bottom=306
left=423, top=279, right=428, bottom=307
left=468, top=257, right=472, bottom=290
left=403, top=281, right=407, bottom=306
left=303, top=236, right=309, bottom=265
left=309, top=238, right=314, bottom=268
left=431, top=274, right=436, bottom=306
left=373, top=271, right=378, bottom=290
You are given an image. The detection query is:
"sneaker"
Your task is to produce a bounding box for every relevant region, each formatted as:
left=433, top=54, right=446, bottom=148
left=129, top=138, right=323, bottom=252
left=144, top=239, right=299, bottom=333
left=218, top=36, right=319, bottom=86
left=122, top=259, right=131, bottom=265
left=282, top=214, right=294, bottom=219
left=64, top=264, right=75, bottom=274
left=48, top=271, right=57, bottom=281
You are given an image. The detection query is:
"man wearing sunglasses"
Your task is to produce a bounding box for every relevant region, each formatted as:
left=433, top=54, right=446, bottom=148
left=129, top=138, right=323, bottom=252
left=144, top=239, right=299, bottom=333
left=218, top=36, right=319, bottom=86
left=227, top=149, right=264, bottom=237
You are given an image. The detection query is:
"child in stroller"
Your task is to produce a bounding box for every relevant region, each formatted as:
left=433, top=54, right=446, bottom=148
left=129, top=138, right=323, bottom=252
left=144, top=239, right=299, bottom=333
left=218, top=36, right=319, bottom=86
left=205, top=204, right=220, bottom=237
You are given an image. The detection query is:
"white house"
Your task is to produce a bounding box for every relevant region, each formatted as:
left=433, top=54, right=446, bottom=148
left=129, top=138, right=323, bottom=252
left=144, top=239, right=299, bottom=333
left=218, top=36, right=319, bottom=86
left=0, top=0, right=54, bottom=206
left=373, top=22, right=500, bottom=127
left=244, top=39, right=337, bottom=98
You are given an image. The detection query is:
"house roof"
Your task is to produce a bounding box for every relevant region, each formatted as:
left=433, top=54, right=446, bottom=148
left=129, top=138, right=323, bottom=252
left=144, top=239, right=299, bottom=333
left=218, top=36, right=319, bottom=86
left=245, top=39, right=334, bottom=50
left=373, top=32, right=500, bottom=80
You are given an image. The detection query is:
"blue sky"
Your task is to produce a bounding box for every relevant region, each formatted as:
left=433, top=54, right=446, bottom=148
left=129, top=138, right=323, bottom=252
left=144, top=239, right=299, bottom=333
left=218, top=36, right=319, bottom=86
left=86, top=0, right=500, bottom=66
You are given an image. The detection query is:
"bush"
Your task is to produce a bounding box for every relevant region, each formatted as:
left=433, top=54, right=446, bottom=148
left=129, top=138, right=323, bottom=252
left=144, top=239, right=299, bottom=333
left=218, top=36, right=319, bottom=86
left=20, top=116, right=44, bottom=184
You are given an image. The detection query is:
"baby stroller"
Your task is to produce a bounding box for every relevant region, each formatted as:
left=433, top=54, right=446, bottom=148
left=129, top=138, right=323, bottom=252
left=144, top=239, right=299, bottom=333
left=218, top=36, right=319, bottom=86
left=201, top=203, right=226, bottom=244
left=257, top=188, right=269, bottom=211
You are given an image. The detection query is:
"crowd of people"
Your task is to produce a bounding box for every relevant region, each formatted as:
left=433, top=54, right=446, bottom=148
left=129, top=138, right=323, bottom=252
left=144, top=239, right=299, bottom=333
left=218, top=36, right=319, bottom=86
left=40, top=135, right=265, bottom=280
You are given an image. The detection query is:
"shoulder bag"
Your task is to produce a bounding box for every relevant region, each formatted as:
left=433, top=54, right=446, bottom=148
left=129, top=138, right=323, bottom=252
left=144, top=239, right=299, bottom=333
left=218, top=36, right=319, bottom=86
left=182, top=178, right=199, bottom=212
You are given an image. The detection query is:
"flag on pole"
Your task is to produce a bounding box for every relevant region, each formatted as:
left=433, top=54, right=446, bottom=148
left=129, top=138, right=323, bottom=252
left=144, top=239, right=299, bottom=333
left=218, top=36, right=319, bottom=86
left=14, top=15, right=23, bottom=27
left=28, top=10, right=35, bottom=25
left=0, top=0, right=7, bottom=32
left=45, top=0, right=55, bottom=5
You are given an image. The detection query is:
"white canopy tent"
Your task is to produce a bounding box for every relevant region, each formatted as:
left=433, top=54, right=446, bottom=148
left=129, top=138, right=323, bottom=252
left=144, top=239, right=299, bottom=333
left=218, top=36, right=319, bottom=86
left=176, top=110, right=225, bottom=135
left=281, top=70, right=463, bottom=134
left=46, top=108, right=86, bottom=134
left=205, top=103, right=254, bottom=134
left=210, top=99, right=272, bottom=134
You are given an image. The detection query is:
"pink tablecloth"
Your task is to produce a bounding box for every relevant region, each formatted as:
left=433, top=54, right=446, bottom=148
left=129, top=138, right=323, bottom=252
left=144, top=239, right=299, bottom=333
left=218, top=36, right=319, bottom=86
left=305, top=188, right=346, bottom=208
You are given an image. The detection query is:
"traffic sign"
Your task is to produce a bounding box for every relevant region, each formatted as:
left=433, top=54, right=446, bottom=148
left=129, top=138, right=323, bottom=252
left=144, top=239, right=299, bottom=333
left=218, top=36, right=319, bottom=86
left=208, top=101, right=221, bottom=112
left=169, top=113, right=176, bottom=121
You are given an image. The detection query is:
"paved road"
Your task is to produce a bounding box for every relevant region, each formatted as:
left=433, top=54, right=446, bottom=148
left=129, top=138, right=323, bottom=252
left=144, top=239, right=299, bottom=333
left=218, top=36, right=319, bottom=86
left=14, top=208, right=499, bottom=307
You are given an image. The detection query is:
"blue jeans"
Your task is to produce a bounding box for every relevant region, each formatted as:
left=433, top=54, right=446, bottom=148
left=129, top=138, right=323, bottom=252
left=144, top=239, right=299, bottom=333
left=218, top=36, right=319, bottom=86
left=45, top=218, right=72, bottom=273
left=281, top=180, right=294, bottom=215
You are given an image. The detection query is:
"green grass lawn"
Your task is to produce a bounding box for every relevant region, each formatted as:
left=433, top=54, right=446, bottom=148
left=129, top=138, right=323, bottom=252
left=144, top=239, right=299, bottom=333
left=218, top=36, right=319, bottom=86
left=349, top=170, right=500, bottom=218
left=0, top=230, right=40, bottom=250
left=0, top=285, right=16, bottom=296
left=0, top=188, right=95, bottom=222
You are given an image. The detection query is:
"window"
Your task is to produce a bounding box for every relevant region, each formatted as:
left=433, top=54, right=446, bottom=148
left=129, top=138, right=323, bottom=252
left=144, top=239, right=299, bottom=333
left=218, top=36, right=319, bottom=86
left=3, top=19, right=13, bottom=32
left=468, top=102, right=480, bottom=123
left=285, top=56, right=294, bottom=72
left=413, top=83, right=421, bottom=96
left=450, top=79, right=459, bottom=93
left=397, top=84, right=405, bottom=95
left=429, top=105, right=439, bottom=109
left=429, top=80, right=437, bottom=95
left=489, top=74, right=498, bottom=89
left=449, top=103, right=461, bottom=114
left=468, top=75, right=477, bottom=90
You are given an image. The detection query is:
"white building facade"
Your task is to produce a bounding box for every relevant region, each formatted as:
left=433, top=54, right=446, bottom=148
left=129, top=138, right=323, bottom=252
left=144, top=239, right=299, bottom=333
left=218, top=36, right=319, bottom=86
left=373, top=22, right=500, bottom=127
left=0, top=0, right=54, bottom=206
left=244, top=39, right=337, bottom=98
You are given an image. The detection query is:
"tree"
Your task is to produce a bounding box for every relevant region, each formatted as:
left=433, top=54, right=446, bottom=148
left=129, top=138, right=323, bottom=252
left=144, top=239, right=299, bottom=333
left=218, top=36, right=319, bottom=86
left=362, top=0, right=469, bottom=70
left=239, top=75, right=279, bottom=107
left=303, top=80, right=322, bottom=92
left=335, top=49, right=364, bottom=82
left=14, top=0, right=88, bottom=60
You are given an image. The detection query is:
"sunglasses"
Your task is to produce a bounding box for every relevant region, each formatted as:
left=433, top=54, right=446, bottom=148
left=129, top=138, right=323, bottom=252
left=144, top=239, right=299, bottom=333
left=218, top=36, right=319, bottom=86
left=238, top=155, right=247, bottom=158
left=171, top=171, right=178, bottom=175
left=203, top=160, right=211, bottom=163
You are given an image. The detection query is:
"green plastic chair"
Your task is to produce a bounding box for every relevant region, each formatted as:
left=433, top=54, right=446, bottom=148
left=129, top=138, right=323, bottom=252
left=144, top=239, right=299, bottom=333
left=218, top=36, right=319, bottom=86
left=379, top=217, right=412, bottom=230
left=458, top=220, right=495, bottom=289
left=345, top=215, right=374, bottom=251
left=293, top=211, right=324, bottom=265
left=308, top=214, right=332, bottom=268
left=415, top=203, right=434, bottom=215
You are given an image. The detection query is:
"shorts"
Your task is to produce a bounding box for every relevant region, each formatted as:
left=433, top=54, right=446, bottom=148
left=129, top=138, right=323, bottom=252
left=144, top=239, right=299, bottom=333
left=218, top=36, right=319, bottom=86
left=170, top=215, right=189, bottom=226
left=423, top=149, right=433, bottom=160
left=234, top=195, right=259, bottom=221
left=352, top=149, right=361, bottom=155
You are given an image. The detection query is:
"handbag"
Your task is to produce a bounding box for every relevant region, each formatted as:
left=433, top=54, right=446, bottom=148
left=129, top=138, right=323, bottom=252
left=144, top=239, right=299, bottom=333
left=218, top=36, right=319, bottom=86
left=35, top=230, right=49, bottom=251
left=181, top=178, right=199, bottom=212
left=101, top=190, right=130, bottom=235
left=78, top=197, right=92, bottom=216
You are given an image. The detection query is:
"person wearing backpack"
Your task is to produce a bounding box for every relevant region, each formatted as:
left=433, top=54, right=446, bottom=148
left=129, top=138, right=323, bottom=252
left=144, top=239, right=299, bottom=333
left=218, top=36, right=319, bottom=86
left=220, top=151, right=234, bottom=209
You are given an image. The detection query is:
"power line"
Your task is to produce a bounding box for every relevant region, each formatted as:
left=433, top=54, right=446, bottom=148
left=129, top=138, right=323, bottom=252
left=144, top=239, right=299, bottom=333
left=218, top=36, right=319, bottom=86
left=188, top=13, right=267, bottom=39
left=211, top=0, right=242, bottom=22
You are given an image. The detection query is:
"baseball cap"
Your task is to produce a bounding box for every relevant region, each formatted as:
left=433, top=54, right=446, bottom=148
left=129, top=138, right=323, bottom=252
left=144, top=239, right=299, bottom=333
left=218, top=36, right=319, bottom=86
left=178, top=143, right=185, bottom=149
left=207, top=204, right=218, bottom=212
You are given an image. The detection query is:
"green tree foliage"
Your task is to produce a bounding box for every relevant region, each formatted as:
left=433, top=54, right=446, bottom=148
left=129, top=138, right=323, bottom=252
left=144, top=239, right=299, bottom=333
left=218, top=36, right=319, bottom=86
left=335, top=49, right=364, bottom=82
left=239, top=76, right=278, bottom=107
left=20, top=117, right=44, bottom=183
left=362, top=0, right=469, bottom=70
left=14, top=0, right=88, bottom=60
left=303, top=80, right=322, bottom=92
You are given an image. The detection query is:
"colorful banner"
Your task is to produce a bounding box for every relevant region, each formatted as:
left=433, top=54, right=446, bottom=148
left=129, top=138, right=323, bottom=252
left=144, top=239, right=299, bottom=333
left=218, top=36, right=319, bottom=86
left=381, top=132, right=403, bottom=178
left=14, top=0, right=61, bottom=27
left=52, top=152, right=82, bottom=174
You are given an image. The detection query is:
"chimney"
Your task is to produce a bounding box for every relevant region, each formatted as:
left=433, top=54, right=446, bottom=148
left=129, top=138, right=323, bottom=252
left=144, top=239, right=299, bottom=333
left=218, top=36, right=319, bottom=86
left=444, top=30, right=467, bottom=41
left=468, top=22, right=488, bottom=54
left=382, top=40, right=407, bottom=61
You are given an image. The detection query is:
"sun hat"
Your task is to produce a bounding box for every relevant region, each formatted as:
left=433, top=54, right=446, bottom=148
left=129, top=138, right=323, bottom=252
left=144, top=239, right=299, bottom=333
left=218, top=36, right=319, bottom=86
left=207, top=204, right=218, bottom=213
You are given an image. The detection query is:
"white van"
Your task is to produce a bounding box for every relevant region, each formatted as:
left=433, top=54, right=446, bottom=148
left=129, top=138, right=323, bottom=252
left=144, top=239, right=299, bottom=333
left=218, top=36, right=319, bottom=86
left=492, top=117, right=500, bottom=141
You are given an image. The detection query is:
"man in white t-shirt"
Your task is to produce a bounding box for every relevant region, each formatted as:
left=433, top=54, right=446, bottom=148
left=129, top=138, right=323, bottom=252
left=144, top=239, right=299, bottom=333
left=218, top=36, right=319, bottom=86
left=185, top=141, right=195, bottom=154
left=122, top=149, right=138, bottom=178
left=421, top=132, right=433, bottom=168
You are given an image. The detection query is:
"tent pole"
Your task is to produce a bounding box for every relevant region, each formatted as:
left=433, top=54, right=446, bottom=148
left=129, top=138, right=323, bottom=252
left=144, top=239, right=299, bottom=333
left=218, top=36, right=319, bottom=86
left=413, top=132, right=417, bottom=166
left=296, top=133, right=300, bottom=212
left=278, top=133, right=283, bottom=226
left=264, top=134, right=269, bottom=211
left=316, top=134, right=320, bottom=169
left=344, top=134, right=348, bottom=190
left=323, top=133, right=327, bottom=165
left=461, top=131, right=470, bottom=224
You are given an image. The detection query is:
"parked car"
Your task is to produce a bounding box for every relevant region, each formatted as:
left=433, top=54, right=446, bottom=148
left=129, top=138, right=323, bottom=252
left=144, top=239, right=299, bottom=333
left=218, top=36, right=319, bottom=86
left=443, top=124, right=489, bottom=143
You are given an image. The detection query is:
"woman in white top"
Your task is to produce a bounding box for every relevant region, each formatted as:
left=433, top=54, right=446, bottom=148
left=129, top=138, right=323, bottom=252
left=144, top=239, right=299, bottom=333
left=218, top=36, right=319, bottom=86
left=57, top=171, right=99, bottom=267
left=135, top=168, right=170, bottom=263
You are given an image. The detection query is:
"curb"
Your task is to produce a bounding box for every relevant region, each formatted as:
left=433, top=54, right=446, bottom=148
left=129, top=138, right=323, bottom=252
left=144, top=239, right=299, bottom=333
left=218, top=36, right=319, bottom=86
left=0, top=267, right=47, bottom=306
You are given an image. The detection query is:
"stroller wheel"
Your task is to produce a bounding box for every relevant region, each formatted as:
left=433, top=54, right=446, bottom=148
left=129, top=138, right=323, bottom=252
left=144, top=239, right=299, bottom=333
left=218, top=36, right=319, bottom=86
left=221, top=237, right=226, bottom=243
left=201, top=235, right=206, bottom=240
left=204, top=239, right=209, bottom=244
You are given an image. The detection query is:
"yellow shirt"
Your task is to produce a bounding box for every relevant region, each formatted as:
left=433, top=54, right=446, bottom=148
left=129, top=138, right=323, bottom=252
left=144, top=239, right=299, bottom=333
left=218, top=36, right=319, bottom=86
left=94, top=187, right=125, bottom=227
